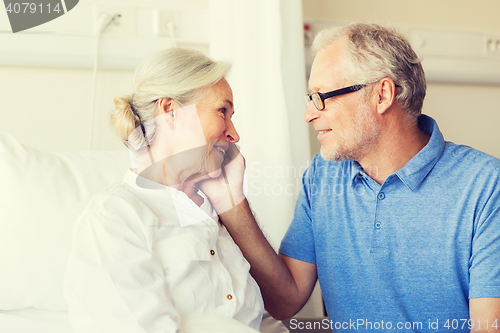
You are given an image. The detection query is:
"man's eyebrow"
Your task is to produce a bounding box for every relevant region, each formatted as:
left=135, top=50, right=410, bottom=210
left=225, top=100, right=233, bottom=108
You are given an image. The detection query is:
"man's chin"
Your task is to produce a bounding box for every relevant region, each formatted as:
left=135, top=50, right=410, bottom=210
left=320, top=145, right=353, bottom=162
left=320, top=145, right=340, bottom=162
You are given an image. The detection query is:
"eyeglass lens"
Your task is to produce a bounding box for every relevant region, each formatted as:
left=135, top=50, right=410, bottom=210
left=304, top=93, right=324, bottom=110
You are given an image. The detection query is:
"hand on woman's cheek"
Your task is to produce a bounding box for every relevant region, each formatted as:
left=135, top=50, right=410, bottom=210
left=197, top=142, right=246, bottom=215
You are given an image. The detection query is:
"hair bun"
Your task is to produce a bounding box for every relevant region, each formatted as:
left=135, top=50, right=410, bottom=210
left=114, top=95, right=133, bottom=113
left=110, top=94, right=140, bottom=144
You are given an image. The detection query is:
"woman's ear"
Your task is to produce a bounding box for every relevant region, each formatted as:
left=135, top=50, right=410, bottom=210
left=157, top=98, right=176, bottom=114
left=157, top=98, right=176, bottom=127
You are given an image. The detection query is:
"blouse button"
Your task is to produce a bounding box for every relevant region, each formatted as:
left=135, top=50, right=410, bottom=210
left=210, top=249, right=215, bottom=255
left=227, top=294, right=233, bottom=300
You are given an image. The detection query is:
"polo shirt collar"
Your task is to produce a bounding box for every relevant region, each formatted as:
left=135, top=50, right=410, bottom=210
left=350, top=160, right=365, bottom=184
left=350, top=114, right=446, bottom=191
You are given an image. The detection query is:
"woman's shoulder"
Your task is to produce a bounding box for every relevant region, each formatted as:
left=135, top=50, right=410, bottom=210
left=77, top=182, right=158, bottom=233
left=87, top=182, right=140, bottom=210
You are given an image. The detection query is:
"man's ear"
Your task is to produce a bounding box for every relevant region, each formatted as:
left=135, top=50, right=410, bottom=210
left=375, top=78, right=396, bottom=115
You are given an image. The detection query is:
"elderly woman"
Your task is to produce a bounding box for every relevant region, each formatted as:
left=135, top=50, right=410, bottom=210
left=63, top=48, right=265, bottom=333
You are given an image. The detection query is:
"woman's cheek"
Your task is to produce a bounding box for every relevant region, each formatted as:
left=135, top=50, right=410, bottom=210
left=206, top=123, right=225, bottom=143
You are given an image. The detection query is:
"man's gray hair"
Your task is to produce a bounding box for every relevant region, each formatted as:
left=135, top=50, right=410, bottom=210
left=312, top=22, right=426, bottom=116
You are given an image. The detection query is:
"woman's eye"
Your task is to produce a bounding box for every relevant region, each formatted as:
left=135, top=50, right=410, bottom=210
left=218, top=108, right=227, bottom=117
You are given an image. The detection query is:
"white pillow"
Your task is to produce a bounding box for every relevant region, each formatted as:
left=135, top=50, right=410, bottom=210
left=0, top=132, right=130, bottom=311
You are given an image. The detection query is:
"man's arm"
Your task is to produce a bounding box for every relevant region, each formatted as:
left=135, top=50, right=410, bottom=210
left=199, top=146, right=317, bottom=318
left=470, top=298, right=500, bottom=332
left=218, top=198, right=317, bottom=320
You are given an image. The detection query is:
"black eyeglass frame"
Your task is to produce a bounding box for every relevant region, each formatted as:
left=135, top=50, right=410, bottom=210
left=305, top=84, right=366, bottom=111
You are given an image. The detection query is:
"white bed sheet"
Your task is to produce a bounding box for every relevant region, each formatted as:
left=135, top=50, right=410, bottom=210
left=0, top=309, right=290, bottom=333
left=0, top=308, right=71, bottom=333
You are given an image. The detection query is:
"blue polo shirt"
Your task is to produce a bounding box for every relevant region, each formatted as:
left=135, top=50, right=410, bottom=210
left=279, top=115, right=500, bottom=332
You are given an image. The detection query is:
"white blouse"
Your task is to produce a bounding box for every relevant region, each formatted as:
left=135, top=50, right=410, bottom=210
left=64, top=170, right=264, bottom=333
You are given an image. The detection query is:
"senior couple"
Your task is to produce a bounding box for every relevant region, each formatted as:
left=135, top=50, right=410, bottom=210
left=64, top=22, right=500, bottom=333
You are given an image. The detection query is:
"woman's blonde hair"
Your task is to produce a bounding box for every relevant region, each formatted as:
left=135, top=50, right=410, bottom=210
left=110, top=48, right=231, bottom=151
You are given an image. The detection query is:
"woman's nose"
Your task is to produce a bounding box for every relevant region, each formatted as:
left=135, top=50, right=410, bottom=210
left=225, top=120, right=240, bottom=143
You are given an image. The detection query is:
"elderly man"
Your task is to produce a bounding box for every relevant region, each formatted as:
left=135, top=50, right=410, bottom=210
left=204, top=22, right=500, bottom=332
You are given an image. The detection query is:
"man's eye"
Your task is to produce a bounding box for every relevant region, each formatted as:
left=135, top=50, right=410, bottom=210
left=219, top=108, right=227, bottom=116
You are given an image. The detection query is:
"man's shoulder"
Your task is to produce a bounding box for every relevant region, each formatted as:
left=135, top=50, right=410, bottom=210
left=435, top=142, right=500, bottom=194
left=442, top=141, right=500, bottom=173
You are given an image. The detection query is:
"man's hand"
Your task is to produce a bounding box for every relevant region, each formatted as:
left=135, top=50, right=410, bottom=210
left=197, top=142, right=246, bottom=214
left=198, top=144, right=318, bottom=319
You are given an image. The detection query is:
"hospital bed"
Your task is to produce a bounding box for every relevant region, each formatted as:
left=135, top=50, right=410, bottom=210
left=0, top=131, right=292, bottom=333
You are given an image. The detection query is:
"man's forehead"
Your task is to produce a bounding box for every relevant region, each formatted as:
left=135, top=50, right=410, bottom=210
left=308, top=42, right=346, bottom=91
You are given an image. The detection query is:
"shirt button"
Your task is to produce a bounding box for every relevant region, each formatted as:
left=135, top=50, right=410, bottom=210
left=375, top=221, right=382, bottom=229
left=377, top=192, right=385, bottom=200
left=210, top=249, right=215, bottom=255
left=227, top=294, right=233, bottom=300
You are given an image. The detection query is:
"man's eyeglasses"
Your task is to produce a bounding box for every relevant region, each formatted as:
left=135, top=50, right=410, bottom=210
left=305, top=84, right=366, bottom=111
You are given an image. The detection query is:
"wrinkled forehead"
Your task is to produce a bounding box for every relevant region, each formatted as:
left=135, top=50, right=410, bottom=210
left=308, top=39, right=348, bottom=92
left=195, top=78, right=234, bottom=106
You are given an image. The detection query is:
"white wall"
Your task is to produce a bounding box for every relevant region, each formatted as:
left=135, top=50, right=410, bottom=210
left=3, top=0, right=499, bottom=158
left=303, top=0, right=500, bottom=33
left=0, top=0, right=209, bottom=152
left=303, top=0, right=500, bottom=159
left=0, top=67, right=133, bottom=151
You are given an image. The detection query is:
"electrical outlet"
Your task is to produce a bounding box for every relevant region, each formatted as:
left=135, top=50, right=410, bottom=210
left=93, top=4, right=136, bottom=37
left=487, top=37, right=500, bottom=56
left=156, top=10, right=178, bottom=37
